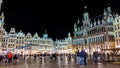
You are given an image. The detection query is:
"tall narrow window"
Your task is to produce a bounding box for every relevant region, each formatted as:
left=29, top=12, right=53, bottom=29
left=119, top=31, right=120, bottom=37
left=116, top=32, right=117, bottom=37
left=118, top=25, right=120, bottom=29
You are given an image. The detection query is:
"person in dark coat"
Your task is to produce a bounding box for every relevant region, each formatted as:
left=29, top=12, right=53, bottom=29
left=76, top=50, right=80, bottom=64
left=93, top=51, right=98, bottom=65
left=79, top=49, right=86, bottom=66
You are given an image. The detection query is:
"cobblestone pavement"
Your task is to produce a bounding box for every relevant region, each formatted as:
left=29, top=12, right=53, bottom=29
left=0, top=56, right=120, bottom=68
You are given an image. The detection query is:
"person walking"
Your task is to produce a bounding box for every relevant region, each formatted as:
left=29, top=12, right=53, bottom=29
left=76, top=50, right=80, bottom=64
left=93, top=51, right=98, bottom=65
left=84, top=51, right=87, bottom=66
left=106, top=53, right=110, bottom=61
left=0, top=54, right=3, bottom=63
left=79, top=49, right=86, bottom=66
left=4, top=54, right=8, bottom=64
left=13, top=54, right=18, bottom=64
left=8, top=52, right=13, bottom=64
left=34, top=54, right=37, bottom=61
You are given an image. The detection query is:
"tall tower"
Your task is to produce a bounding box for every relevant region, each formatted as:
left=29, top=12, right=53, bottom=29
left=82, top=6, right=90, bottom=28
left=0, top=0, right=3, bottom=51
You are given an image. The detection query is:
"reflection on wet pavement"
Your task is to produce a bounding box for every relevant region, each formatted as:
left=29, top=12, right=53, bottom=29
left=0, top=56, right=120, bottom=68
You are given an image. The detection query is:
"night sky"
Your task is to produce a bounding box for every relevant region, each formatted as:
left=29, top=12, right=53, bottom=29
left=2, top=0, right=120, bottom=40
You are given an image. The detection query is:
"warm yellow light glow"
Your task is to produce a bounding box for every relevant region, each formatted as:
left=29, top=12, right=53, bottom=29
left=74, top=48, right=77, bottom=54
left=97, top=48, right=101, bottom=52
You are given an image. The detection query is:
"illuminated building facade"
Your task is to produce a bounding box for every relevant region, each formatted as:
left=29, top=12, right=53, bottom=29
left=16, top=30, right=25, bottom=54
left=54, top=33, right=73, bottom=54
left=39, top=33, right=54, bottom=54
left=7, top=28, right=17, bottom=53
left=114, top=13, right=120, bottom=48
left=2, top=28, right=54, bottom=54
left=0, top=0, right=4, bottom=52
left=24, top=32, right=32, bottom=54
left=73, top=6, right=115, bottom=54
left=1, top=29, right=8, bottom=52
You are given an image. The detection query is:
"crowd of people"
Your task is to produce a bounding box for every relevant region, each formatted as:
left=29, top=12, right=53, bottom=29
left=0, top=52, right=20, bottom=65
left=76, top=49, right=87, bottom=67
left=0, top=50, right=112, bottom=67
left=75, top=49, right=112, bottom=67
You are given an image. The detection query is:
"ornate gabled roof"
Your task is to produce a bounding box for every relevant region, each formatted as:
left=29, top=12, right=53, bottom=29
left=17, top=30, right=25, bottom=37
left=33, top=32, right=40, bottom=39
left=34, top=32, right=39, bottom=37
left=9, top=28, right=16, bottom=33
left=26, top=32, right=32, bottom=38
left=26, top=32, right=31, bottom=36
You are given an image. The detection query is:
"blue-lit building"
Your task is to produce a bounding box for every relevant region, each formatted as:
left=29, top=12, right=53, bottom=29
left=73, top=6, right=115, bottom=54
left=113, top=13, right=120, bottom=48
left=54, top=33, right=72, bottom=54
left=0, top=0, right=4, bottom=52
left=38, top=32, right=54, bottom=54
left=1, top=28, right=54, bottom=54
